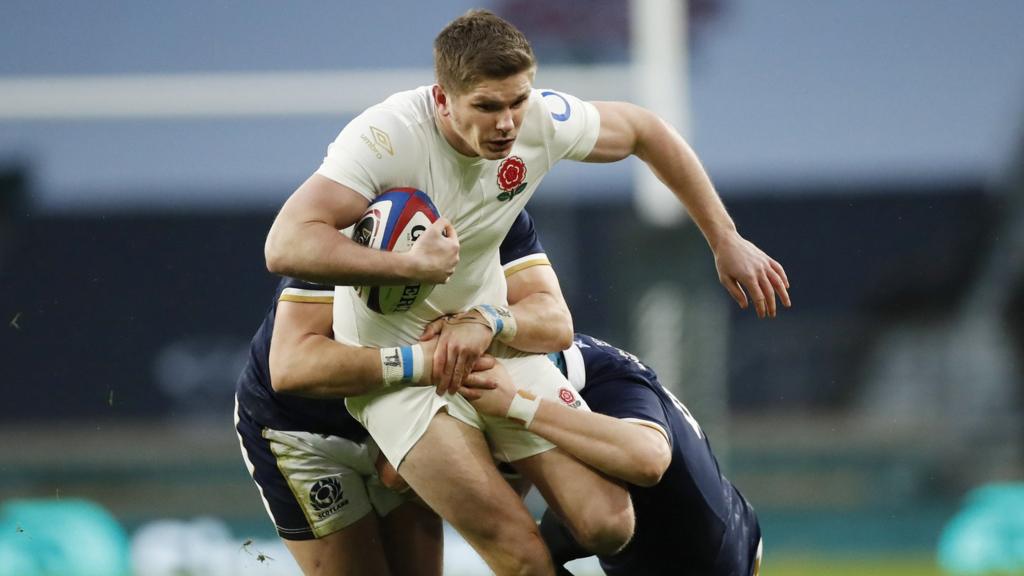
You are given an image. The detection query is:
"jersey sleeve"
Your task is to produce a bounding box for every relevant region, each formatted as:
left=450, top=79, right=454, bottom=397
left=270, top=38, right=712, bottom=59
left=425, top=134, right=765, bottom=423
left=315, top=107, right=422, bottom=202
left=500, top=210, right=550, bottom=276
left=582, top=379, right=673, bottom=449
left=535, top=89, right=601, bottom=162
left=278, top=277, right=334, bottom=304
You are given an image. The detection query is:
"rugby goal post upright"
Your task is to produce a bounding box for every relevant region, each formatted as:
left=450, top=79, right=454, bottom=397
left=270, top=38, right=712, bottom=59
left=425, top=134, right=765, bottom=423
left=630, top=0, right=689, bottom=227
left=629, top=0, right=731, bottom=462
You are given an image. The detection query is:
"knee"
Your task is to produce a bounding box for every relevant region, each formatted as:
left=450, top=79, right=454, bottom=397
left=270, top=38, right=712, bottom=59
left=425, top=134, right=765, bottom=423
left=488, top=526, right=554, bottom=575
left=570, top=504, right=634, bottom=556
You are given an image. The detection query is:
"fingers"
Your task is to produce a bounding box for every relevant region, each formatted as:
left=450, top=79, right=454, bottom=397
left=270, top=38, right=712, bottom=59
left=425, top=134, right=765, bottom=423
left=770, top=258, right=790, bottom=289
left=769, top=265, right=791, bottom=309
left=449, top=351, right=469, bottom=395
left=440, top=218, right=458, bottom=242
left=744, top=276, right=767, bottom=319
left=473, top=355, right=497, bottom=371
left=725, top=278, right=748, bottom=310
left=420, top=318, right=445, bottom=341
left=426, top=217, right=449, bottom=237
left=458, top=388, right=483, bottom=401
left=756, top=272, right=776, bottom=319
left=769, top=259, right=791, bottom=308
left=462, top=372, right=498, bottom=390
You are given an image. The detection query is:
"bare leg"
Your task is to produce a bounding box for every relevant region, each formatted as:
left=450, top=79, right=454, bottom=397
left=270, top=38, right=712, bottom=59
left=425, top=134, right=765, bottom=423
left=283, top=512, right=392, bottom=576
left=398, top=411, right=556, bottom=575
left=379, top=499, right=443, bottom=576
left=515, top=447, right=634, bottom=556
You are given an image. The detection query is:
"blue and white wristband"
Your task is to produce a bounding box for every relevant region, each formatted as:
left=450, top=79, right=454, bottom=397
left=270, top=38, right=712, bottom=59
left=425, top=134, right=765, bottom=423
left=472, top=304, right=518, bottom=343
left=380, top=344, right=425, bottom=387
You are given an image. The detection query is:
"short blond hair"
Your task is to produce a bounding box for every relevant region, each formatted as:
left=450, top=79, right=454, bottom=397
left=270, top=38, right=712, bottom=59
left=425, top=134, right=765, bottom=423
left=434, top=10, right=536, bottom=95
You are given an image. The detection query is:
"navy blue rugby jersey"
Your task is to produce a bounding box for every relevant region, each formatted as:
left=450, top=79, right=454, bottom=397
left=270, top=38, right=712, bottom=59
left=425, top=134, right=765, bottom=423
left=235, top=210, right=548, bottom=439
left=560, top=333, right=760, bottom=576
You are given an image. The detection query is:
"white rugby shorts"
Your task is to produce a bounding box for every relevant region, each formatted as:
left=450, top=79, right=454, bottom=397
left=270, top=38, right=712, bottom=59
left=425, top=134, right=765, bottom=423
left=346, top=349, right=590, bottom=468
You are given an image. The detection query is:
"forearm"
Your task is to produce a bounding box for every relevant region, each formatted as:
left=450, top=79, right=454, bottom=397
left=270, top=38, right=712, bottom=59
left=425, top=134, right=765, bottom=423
left=634, top=114, right=737, bottom=249
left=269, top=336, right=384, bottom=398
left=528, top=400, right=667, bottom=487
left=505, top=292, right=573, bottom=353
left=265, top=220, right=415, bottom=286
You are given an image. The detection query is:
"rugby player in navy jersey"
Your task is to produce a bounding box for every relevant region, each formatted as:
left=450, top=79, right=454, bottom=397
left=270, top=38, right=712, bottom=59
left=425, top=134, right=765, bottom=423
left=235, top=210, right=573, bottom=575
left=463, top=336, right=763, bottom=576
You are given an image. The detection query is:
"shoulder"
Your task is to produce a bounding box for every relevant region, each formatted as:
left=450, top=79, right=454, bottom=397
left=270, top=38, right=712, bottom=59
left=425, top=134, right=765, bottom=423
left=521, top=88, right=601, bottom=160
left=344, top=87, right=434, bottom=153
left=320, top=87, right=434, bottom=196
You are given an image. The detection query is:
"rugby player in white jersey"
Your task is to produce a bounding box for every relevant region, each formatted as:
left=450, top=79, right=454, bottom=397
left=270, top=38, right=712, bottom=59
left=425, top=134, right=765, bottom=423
left=237, top=211, right=560, bottom=575
left=265, top=10, right=789, bottom=575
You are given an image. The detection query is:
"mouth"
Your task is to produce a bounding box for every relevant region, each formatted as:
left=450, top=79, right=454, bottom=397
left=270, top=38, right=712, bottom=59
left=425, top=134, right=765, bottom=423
left=488, top=138, right=515, bottom=151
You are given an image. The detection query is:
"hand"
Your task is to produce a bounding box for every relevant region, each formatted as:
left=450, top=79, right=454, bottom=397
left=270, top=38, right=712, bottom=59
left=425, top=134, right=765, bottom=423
left=712, top=231, right=791, bottom=319
left=456, top=355, right=500, bottom=401
left=460, top=357, right=517, bottom=416
left=374, top=450, right=409, bottom=493
left=405, top=218, right=459, bottom=284
left=429, top=311, right=495, bottom=396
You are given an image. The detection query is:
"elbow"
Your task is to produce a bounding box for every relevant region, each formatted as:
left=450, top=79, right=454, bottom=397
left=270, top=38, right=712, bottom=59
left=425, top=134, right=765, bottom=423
left=551, top=309, right=574, bottom=351
left=630, top=443, right=671, bottom=487
left=268, top=353, right=300, bottom=394
left=264, top=237, right=289, bottom=276
left=552, top=327, right=574, bottom=352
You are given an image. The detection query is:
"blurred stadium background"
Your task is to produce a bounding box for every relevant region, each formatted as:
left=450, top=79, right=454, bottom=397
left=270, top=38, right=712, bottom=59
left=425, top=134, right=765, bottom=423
left=2, top=0, right=1023, bottom=574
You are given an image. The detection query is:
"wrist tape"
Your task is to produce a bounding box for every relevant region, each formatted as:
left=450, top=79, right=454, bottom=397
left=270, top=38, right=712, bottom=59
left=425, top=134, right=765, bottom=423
left=506, top=390, right=541, bottom=429
left=380, top=344, right=425, bottom=387
left=472, top=304, right=518, bottom=343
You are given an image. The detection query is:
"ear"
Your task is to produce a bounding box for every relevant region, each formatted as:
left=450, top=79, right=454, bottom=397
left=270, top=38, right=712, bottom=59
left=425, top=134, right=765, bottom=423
left=432, top=84, right=450, bottom=117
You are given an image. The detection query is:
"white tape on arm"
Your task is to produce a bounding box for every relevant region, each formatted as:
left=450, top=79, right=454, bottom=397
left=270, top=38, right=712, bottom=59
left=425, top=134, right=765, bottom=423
left=472, top=304, right=518, bottom=343
left=379, top=344, right=424, bottom=387
left=506, top=390, right=541, bottom=428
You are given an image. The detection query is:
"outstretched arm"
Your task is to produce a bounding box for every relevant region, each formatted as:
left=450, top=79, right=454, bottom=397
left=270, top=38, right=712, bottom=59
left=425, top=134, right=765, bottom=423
left=465, top=359, right=671, bottom=487
left=586, top=101, right=791, bottom=318
left=269, top=297, right=493, bottom=399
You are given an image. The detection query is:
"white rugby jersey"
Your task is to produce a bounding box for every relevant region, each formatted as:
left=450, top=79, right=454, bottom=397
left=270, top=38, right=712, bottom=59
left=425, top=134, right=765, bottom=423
left=318, top=86, right=600, bottom=346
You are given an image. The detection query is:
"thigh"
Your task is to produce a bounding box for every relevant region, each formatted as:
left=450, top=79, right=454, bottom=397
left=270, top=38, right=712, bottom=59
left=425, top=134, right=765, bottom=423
left=379, top=500, right=443, bottom=576
left=397, top=412, right=543, bottom=549
left=284, top=512, right=391, bottom=576
left=514, top=446, right=632, bottom=535
left=346, top=385, right=483, bottom=469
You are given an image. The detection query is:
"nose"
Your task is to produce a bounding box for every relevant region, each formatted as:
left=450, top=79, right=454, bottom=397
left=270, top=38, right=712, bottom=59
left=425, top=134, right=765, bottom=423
left=496, top=109, right=514, bottom=133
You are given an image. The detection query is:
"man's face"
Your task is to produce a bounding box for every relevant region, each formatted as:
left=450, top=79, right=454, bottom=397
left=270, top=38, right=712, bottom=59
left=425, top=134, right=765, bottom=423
left=435, top=70, right=534, bottom=160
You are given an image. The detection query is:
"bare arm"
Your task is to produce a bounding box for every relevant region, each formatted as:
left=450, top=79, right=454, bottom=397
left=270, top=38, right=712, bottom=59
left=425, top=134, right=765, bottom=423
left=503, top=262, right=573, bottom=353
left=528, top=397, right=671, bottom=487
left=268, top=298, right=438, bottom=397
left=264, top=174, right=459, bottom=286
left=586, top=101, right=791, bottom=319
left=465, top=360, right=671, bottom=487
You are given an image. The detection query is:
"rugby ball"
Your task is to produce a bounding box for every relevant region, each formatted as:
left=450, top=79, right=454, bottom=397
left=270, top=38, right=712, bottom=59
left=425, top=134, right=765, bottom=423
left=353, top=188, right=440, bottom=314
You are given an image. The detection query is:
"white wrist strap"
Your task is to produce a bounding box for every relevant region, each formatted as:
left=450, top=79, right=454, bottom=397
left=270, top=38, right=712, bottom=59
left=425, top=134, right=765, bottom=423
left=380, top=344, right=424, bottom=387
left=506, top=390, right=541, bottom=429
left=472, top=304, right=518, bottom=343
